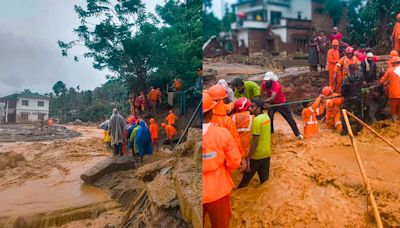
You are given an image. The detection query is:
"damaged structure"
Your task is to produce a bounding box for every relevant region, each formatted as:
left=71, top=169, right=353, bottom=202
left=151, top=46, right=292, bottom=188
left=227, top=0, right=346, bottom=55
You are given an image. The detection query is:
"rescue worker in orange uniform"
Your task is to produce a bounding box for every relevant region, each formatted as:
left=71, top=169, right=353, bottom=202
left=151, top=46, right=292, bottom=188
left=392, top=13, right=400, bottom=51
left=149, top=118, right=159, bottom=152
left=207, top=85, right=246, bottom=160
left=388, top=50, right=398, bottom=69
left=380, top=56, right=400, bottom=121
left=161, top=123, right=177, bottom=142
left=302, top=94, right=325, bottom=138
left=322, top=86, right=343, bottom=132
left=202, top=92, right=241, bottom=228
left=172, top=78, right=182, bottom=91
left=334, top=46, right=359, bottom=93
left=231, top=97, right=254, bottom=156
left=165, top=110, right=177, bottom=126
left=327, top=39, right=341, bottom=89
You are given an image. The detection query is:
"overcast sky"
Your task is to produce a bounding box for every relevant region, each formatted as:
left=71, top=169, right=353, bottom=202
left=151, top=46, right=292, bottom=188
left=211, top=0, right=235, bottom=18
left=0, top=0, right=163, bottom=97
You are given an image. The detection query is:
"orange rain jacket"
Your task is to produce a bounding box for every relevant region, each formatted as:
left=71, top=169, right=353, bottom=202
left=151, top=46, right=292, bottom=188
left=149, top=119, right=159, bottom=139
left=165, top=113, right=177, bottom=125
left=380, top=66, right=400, bottom=99
left=327, top=48, right=340, bottom=89
left=392, top=22, right=400, bottom=50
left=211, top=100, right=245, bottom=157
left=164, top=124, right=177, bottom=140
left=203, top=124, right=241, bottom=204
left=325, top=93, right=342, bottom=132
left=302, top=96, right=325, bottom=138
left=334, top=56, right=359, bottom=93
left=231, top=111, right=254, bottom=156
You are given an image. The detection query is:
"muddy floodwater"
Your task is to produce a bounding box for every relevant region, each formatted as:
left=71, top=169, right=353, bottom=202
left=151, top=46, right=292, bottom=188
left=0, top=125, right=117, bottom=225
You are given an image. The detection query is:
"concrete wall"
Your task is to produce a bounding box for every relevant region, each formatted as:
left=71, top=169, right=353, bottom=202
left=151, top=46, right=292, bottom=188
left=15, top=97, right=49, bottom=123
left=237, top=29, right=249, bottom=47
left=0, top=102, right=5, bottom=123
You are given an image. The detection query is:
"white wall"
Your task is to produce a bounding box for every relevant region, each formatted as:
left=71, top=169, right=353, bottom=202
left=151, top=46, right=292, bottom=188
left=16, top=97, right=49, bottom=122
left=237, top=30, right=249, bottom=47
left=290, top=0, right=312, bottom=20
left=271, top=27, right=288, bottom=42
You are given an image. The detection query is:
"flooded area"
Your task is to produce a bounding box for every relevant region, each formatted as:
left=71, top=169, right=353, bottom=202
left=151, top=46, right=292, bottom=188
left=0, top=125, right=117, bottom=225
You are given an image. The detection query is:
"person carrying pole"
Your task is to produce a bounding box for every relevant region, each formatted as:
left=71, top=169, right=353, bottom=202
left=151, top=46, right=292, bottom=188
left=322, top=86, right=344, bottom=132
left=261, top=71, right=303, bottom=139
left=202, top=92, right=241, bottom=228
left=231, top=78, right=261, bottom=100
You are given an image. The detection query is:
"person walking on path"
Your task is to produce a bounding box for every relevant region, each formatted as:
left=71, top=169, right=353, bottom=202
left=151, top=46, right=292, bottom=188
left=327, top=39, right=340, bottom=89
left=380, top=57, right=400, bottom=121
left=165, top=110, right=177, bottom=126
left=317, top=31, right=329, bottom=71
left=108, top=108, right=126, bottom=156
left=261, top=72, right=303, bottom=139
left=308, top=30, right=319, bottom=71
left=392, top=13, right=400, bottom=52
left=238, top=98, right=272, bottom=188
left=135, top=120, right=153, bottom=164
left=203, top=92, right=241, bottom=228
left=149, top=118, right=159, bottom=152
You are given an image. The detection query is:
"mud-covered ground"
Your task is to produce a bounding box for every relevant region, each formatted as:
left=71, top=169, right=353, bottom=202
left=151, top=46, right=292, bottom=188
left=0, top=124, right=81, bottom=142
left=204, top=60, right=400, bottom=227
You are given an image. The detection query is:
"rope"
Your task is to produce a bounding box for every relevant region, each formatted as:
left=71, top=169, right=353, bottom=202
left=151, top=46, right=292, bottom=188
left=268, top=85, right=380, bottom=108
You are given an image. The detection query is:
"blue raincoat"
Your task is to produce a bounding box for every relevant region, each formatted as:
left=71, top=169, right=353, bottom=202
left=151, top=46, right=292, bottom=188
left=135, top=121, right=153, bottom=157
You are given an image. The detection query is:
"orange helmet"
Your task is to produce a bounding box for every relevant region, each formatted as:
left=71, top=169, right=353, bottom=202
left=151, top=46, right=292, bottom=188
left=332, top=39, right=339, bottom=46
left=390, top=50, right=398, bottom=58
left=203, top=92, right=217, bottom=113
left=327, top=100, right=334, bottom=108
left=321, top=86, right=333, bottom=97
left=397, top=13, right=400, bottom=19
left=334, top=97, right=344, bottom=106
left=345, top=46, right=354, bottom=53
left=207, top=84, right=227, bottom=100
left=161, top=123, right=166, bottom=127
left=235, top=97, right=250, bottom=112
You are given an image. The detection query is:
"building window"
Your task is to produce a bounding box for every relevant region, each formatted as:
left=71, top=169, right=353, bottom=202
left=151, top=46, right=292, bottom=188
left=270, top=11, right=282, bottom=25
left=38, top=101, right=44, bottom=107
left=22, top=100, right=29, bottom=106
left=38, top=113, right=45, bottom=120
left=21, top=113, right=29, bottom=120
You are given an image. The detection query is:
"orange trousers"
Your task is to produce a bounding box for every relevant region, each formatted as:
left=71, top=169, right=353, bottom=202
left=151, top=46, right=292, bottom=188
left=335, top=71, right=344, bottom=93
left=203, top=194, right=231, bottom=228
left=328, top=67, right=335, bottom=90
left=326, top=112, right=342, bottom=132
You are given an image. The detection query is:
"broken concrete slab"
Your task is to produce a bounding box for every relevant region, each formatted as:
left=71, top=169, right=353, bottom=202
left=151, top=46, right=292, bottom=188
left=147, top=173, right=178, bottom=209
left=80, top=156, right=135, bottom=184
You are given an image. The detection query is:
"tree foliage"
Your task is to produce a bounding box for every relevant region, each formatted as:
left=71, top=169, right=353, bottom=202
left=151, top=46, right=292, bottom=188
left=59, top=0, right=202, bottom=95
left=52, top=81, right=67, bottom=96
left=345, top=0, right=400, bottom=51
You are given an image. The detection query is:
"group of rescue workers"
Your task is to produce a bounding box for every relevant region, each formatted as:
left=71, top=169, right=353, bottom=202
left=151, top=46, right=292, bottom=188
left=203, top=14, right=400, bottom=228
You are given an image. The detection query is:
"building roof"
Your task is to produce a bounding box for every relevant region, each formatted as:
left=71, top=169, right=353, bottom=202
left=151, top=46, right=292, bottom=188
left=0, top=92, right=50, bottom=101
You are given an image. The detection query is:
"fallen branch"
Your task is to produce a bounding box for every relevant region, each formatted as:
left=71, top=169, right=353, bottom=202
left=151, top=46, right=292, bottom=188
left=342, top=109, right=383, bottom=228
left=346, top=111, right=400, bottom=154
left=119, top=189, right=147, bottom=228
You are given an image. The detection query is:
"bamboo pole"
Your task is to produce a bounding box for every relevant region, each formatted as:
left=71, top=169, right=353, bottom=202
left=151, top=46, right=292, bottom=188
left=120, top=189, right=147, bottom=228
left=346, top=111, right=400, bottom=153
left=342, top=109, right=383, bottom=228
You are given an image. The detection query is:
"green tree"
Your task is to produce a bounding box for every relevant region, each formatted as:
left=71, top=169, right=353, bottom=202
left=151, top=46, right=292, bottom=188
left=52, top=81, right=67, bottom=96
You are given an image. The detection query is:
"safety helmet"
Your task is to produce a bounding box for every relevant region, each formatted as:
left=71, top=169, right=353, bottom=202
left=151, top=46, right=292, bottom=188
left=390, top=50, right=398, bottom=58
left=332, top=39, right=339, bottom=46
left=207, top=84, right=227, bottom=100
left=345, top=46, right=354, bottom=53
left=235, top=97, right=251, bottom=112
left=397, top=13, right=400, bottom=19
left=203, top=92, right=217, bottom=113
left=321, top=86, right=333, bottom=97
left=161, top=123, right=166, bottom=127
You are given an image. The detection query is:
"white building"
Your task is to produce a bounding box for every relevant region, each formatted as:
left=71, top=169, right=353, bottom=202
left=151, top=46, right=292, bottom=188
left=231, top=0, right=316, bottom=54
left=0, top=92, right=50, bottom=123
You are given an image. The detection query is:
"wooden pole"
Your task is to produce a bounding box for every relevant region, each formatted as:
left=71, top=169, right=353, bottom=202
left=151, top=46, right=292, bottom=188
left=119, top=189, right=147, bottom=228
left=342, top=109, right=383, bottom=228
left=346, top=111, right=400, bottom=154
